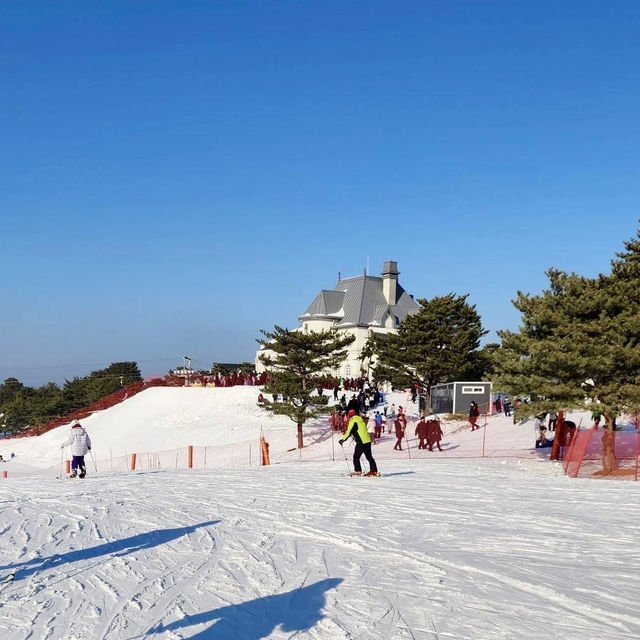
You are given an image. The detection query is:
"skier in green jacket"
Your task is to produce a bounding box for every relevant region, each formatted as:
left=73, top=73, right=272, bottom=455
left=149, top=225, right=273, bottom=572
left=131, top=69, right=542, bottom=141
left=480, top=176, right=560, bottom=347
left=339, top=409, right=379, bottom=476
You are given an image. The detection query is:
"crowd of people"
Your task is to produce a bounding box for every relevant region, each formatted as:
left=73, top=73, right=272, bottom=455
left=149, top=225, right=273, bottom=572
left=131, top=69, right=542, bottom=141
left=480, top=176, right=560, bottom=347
left=190, top=371, right=269, bottom=387
left=330, top=392, right=445, bottom=455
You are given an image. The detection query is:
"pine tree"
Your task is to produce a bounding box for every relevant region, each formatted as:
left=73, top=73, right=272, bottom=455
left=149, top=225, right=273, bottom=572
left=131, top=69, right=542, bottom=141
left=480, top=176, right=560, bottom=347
left=366, top=294, right=488, bottom=408
left=495, top=226, right=640, bottom=430
left=257, top=326, right=354, bottom=448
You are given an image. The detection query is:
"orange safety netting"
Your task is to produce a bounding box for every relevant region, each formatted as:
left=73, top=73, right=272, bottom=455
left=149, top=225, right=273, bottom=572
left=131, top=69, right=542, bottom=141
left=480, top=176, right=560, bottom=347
left=563, top=426, right=640, bottom=480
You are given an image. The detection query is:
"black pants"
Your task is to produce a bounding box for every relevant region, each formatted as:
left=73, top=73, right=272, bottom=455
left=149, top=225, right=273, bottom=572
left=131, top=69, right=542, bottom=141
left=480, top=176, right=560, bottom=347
left=353, top=442, right=377, bottom=473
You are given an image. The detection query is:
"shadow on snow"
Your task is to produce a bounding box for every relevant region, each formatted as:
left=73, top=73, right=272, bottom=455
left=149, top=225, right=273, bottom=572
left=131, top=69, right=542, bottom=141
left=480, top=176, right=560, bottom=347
left=148, top=577, right=343, bottom=639
left=2, top=520, right=219, bottom=581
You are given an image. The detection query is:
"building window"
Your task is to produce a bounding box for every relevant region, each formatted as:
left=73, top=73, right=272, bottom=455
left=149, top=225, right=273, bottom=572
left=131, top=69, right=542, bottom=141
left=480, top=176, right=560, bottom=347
left=461, top=386, right=484, bottom=394
left=345, top=365, right=351, bottom=377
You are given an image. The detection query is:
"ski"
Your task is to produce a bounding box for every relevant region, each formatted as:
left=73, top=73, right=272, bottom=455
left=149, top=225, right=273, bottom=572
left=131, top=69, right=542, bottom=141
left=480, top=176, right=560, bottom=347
left=347, top=472, right=382, bottom=477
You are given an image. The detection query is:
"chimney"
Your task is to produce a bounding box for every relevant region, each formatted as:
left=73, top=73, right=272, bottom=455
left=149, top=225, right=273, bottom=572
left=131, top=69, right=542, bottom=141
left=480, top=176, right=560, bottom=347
left=382, top=261, right=398, bottom=305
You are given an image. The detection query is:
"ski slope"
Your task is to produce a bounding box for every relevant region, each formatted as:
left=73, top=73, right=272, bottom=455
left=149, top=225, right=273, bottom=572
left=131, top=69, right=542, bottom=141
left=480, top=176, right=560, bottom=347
left=1, top=387, right=639, bottom=640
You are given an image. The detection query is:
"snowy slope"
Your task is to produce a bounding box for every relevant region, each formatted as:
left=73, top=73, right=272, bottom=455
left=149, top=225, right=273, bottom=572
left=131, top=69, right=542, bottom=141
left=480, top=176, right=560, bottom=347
left=1, top=387, right=639, bottom=640
left=2, top=386, right=551, bottom=473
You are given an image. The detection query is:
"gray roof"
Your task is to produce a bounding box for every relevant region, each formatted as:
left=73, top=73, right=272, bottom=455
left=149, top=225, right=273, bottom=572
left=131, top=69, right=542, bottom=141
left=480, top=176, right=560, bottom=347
left=300, top=272, right=419, bottom=328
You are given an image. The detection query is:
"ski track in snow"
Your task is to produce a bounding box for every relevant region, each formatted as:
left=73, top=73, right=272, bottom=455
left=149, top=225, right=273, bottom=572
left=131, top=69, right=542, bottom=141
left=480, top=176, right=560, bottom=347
left=1, top=388, right=639, bottom=639
left=1, top=459, right=639, bottom=640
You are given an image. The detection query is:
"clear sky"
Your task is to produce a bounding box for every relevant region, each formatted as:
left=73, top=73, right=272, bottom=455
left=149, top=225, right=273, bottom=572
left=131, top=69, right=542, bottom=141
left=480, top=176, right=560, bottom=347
left=2, top=1, right=639, bottom=386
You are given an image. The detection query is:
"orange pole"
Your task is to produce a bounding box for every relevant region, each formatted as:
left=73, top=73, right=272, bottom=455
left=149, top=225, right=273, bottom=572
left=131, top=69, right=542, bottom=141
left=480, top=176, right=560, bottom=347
left=2, top=470, right=7, bottom=479
left=260, top=436, right=270, bottom=466
left=130, top=453, right=137, bottom=471
left=65, top=460, right=71, bottom=474
left=188, top=445, right=193, bottom=469
left=551, top=411, right=564, bottom=461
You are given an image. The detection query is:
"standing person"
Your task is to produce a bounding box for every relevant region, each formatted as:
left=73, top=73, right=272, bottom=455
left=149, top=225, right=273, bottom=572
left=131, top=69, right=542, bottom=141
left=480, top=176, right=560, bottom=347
left=415, top=417, right=428, bottom=449
left=61, top=420, right=92, bottom=478
left=503, top=399, right=512, bottom=417
left=386, top=404, right=396, bottom=433
left=346, top=395, right=360, bottom=413
left=548, top=410, right=557, bottom=431
left=374, top=411, right=383, bottom=440
left=426, top=418, right=444, bottom=451
left=339, top=410, right=379, bottom=476
left=469, top=401, right=480, bottom=431
left=393, top=416, right=405, bottom=451
left=366, top=413, right=377, bottom=443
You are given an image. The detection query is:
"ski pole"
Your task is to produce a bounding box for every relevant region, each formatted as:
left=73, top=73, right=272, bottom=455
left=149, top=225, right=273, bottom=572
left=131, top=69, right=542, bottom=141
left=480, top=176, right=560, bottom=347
left=339, top=442, right=351, bottom=474
left=89, top=449, right=97, bottom=472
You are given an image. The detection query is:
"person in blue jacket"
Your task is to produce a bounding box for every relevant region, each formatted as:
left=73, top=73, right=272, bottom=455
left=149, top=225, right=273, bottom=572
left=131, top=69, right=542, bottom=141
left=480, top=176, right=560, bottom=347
left=339, top=409, right=379, bottom=476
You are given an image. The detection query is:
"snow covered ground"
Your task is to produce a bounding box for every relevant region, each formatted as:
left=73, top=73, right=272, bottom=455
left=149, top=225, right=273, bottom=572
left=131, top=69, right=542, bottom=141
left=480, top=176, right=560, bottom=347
left=1, top=387, right=639, bottom=639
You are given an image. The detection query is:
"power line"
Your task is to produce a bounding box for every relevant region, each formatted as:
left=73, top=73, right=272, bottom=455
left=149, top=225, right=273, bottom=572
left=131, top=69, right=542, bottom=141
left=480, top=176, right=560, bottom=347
left=0, top=357, right=182, bottom=373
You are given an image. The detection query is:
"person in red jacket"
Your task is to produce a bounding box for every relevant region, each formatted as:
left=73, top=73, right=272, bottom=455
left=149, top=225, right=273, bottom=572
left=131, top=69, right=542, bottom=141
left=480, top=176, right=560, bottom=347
left=415, top=417, right=428, bottom=449
left=426, top=418, right=443, bottom=451
left=469, top=401, right=480, bottom=431
left=393, top=417, right=405, bottom=451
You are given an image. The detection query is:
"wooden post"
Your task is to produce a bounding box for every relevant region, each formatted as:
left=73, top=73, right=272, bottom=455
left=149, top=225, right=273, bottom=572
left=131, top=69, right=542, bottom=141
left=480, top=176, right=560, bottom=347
left=188, top=445, right=193, bottom=469
left=2, top=470, right=7, bottom=479
left=130, top=453, right=137, bottom=471
left=65, top=459, right=71, bottom=474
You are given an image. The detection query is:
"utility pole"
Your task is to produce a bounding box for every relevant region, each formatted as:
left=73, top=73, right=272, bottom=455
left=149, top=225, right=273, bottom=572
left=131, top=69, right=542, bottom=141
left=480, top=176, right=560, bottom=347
left=183, top=355, right=192, bottom=386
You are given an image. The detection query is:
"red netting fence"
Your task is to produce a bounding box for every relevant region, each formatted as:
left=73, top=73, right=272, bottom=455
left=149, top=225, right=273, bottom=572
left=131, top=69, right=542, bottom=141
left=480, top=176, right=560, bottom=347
left=563, top=426, right=640, bottom=480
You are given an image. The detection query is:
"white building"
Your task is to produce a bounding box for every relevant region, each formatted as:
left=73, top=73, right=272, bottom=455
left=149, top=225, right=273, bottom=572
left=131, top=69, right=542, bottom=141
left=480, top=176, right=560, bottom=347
left=255, top=261, right=419, bottom=379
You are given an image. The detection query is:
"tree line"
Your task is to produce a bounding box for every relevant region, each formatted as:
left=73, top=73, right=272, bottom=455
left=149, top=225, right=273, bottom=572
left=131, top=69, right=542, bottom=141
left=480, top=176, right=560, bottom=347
left=0, top=362, right=142, bottom=433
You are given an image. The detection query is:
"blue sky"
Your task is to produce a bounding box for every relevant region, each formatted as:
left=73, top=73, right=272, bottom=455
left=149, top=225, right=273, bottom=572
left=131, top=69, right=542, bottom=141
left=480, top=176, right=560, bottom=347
left=2, top=1, right=639, bottom=386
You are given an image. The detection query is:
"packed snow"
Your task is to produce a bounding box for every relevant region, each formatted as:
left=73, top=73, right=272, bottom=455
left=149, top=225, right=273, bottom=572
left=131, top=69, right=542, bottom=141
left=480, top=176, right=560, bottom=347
left=1, top=387, right=639, bottom=640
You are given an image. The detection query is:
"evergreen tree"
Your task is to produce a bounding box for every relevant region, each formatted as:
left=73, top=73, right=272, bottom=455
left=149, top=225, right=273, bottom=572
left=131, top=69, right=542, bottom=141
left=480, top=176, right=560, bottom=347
left=495, top=226, right=640, bottom=430
left=0, top=362, right=142, bottom=433
left=257, top=326, right=354, bottom=448
left=86, top=362, right=142, bottom=403
left=366, top=294, right=488, bottom=408
left=0, top=378, right=24, bottom=405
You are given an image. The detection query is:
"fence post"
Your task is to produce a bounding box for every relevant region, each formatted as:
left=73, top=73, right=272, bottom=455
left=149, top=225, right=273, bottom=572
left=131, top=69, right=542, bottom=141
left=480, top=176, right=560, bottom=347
left=260, top=436, right=270, bottom=466
left=65, top=460, right=71, bottom=474
left=482, top=420, right=487, bottom=458
left=2, top=470, right=6, bottom=479
left=130, top=453, right=137, bottom=471
left=188, top=445, right=193, bottom=469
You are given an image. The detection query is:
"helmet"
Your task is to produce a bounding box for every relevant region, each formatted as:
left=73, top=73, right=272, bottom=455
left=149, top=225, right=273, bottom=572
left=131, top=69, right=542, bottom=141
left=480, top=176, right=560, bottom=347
left=347, top=409, right=356, bottom=418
